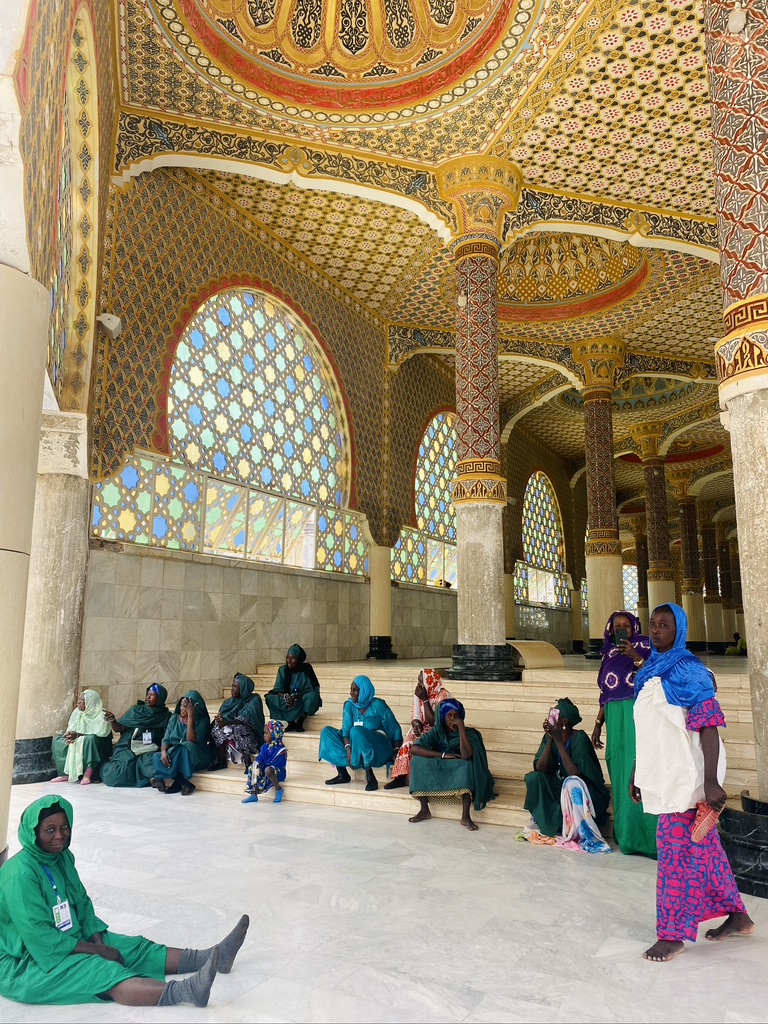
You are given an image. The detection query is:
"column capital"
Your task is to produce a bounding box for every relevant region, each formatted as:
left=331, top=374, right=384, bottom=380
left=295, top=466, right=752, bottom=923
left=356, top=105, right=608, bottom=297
left=624, top=513, right=647, bottom=539
left=698, top=500, right=715, bottom=526
left=436, top=157, right=523, bottom=243
left=632, top=423, right=664, bottom=461
left=573, top=338, right=626, bottom=397
left=667, top=466, right=694, bottom=500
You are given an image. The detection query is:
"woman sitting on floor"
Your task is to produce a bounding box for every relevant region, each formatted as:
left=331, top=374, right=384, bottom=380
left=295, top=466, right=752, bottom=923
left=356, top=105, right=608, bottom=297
left=150, top=690, right=214, bottom=796
left=101, top=684, right=172, bottom=789
left=0, top=795, right=249, bottom=1007
left=51, top=690, right=113, bottom=786
left=265, top=644, right=322, bottom=732
left=523, top=698, right=611, bottom=852
left=384, top=668, right=452, bottom=790
left=318, top=675, right=403, bottom=792
left=210, top=673, right=265, bottom=770
left=242, top=720, right=288, bottom=805
left=409, top=698, right=495, bottom=831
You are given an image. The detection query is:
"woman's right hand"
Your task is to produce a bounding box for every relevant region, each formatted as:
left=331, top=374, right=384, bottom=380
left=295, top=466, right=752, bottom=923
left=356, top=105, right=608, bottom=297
left=104, top=711, right=115, bottom=722
left=591, top=723, right=603, bottom=749
left=161, top=749, right=171, bottom=767
left=411, top=720, right=424, bottom=737
left=95, top=944, right=124, bottom=964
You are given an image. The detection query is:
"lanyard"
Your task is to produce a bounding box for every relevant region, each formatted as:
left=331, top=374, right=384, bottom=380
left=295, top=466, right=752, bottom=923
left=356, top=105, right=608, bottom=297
left=42, top=866, right=62, bottom=905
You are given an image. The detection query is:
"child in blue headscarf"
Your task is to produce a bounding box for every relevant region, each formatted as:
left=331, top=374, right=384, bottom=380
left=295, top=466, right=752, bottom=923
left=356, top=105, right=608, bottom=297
left=242, top=721, right=287, bottom=804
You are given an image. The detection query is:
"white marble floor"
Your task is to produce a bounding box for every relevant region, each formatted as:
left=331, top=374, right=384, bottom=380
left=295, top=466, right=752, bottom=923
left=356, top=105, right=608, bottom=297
left=1, top=782, right=766, bottom=1024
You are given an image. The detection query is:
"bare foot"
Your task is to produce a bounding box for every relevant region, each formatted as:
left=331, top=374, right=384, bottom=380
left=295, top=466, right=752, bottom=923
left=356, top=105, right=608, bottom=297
left=705, top=913, right=756, bottom=941
left=461, top=816, right=479, bottom=831
left=409, top=808, right=432, bottom=824
left=643, top=940, right=685, bottom=962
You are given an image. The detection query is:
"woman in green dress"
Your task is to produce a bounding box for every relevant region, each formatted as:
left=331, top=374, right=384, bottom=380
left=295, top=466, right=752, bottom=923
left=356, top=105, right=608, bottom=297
left=210, top=673, right=265, bottom=770
left=318, top=675, right=403, bottom=791
left=409, top=698, right=495, bottom=831
left=150, top=690, right=214, bottom=796
left=51, top=690, right=113, bottom=786
left=524, top=697, right=610, bottom=838
left=265, top=644, right=322, bottom=732
left=0, top=795, right=249, bottom=1007
left=101, top=684, right=172, bottom=789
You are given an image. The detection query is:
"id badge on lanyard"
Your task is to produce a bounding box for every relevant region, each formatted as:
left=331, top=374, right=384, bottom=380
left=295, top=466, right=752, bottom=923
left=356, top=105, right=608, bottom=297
left=43, top=866, right=73, bottom=931
left=142, top=730, right=153, bottom=745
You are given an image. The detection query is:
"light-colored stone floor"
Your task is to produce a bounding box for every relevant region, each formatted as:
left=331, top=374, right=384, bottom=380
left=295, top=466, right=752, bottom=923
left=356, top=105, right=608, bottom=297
left=2, top=781, right=766, bottom=1024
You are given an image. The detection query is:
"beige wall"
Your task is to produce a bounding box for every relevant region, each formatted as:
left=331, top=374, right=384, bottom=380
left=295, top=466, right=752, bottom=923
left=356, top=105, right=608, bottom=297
left=391, top=583, right=457, bottom=660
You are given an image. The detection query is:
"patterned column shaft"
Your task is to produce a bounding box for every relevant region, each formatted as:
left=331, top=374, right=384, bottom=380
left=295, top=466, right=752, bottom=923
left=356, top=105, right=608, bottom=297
left=706, top=0, right=768, bottom=396
left=635, top=535, right=649, bottom=603
left=643, top=458, right=672, bottom=576
left=700, top=523, right=720, bottom=599
left=678, top=496, right=703, bottom=589
left=717, top=528, right=733, bottom=606
left=584, top=392, right=619, bottom=551
left=453, top=242, right=502, bottom=489
left=730, top=538, right=743, bottom=612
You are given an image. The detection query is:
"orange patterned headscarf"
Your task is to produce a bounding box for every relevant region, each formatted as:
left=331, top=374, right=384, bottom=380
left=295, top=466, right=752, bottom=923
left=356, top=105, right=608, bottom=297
left=421, top=668, right=451, bottom=706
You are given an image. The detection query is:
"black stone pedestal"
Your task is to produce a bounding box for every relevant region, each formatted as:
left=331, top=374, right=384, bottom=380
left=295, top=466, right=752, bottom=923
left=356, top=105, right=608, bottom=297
left=442, top=644, right=521, bottom=682
left=584, top=638, right=602, bottom=660
left=366, top=635, right=398, bottom=660
left=13, top=737, right=56, bottom=785
left=719, top=792, right=768, bottom=900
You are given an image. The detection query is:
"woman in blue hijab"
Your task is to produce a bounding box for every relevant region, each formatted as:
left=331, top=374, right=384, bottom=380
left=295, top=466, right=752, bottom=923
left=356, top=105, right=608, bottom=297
left=318, top=676, right=402, bottom=791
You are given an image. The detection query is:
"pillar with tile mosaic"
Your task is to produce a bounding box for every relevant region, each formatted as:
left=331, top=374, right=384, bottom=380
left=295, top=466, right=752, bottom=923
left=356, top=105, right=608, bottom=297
left=633, top=424, right=675, bottom=613
left=699, top=501, right=724, bottom=649
left=717, top=522, right=736, bottom=642
left=668, top=468, right=706, bottom=648
left=626, top=515, right=650, bottom=633
left=730, top=536, right=745, bottom=637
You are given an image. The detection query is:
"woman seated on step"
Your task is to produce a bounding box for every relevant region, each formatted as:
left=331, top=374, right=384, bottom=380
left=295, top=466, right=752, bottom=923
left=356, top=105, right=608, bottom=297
left=0, top=795, right=249, bottom=1008
left=210, top=673, right=265, bottom=770
left=51, top=690, right=113, bottom=786
left=409, top=698, right=495, bottom=831
left=523, top=698, right=611, bottom=852
left=265, top=644, right=322, bottom=732
left=384, top=668, right=452, bottom=789
left=101, top=684, right=172, bottom=789
left=150, top=690, right=214, bottom=796
left=318, top=675, right=403, bottom=791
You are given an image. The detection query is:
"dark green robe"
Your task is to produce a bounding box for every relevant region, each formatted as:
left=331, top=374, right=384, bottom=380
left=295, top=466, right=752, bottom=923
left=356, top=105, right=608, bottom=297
left=266, top=664, right=322, bottom=723
left=101, top=688, right=171, bottom=789
left=217, top=675, right=265, bottom=735
left=524, top=729, right=610, bottom=837
left=0, top=796, right=167, bottom=1004
left=409, top=719, right=496, bottom=812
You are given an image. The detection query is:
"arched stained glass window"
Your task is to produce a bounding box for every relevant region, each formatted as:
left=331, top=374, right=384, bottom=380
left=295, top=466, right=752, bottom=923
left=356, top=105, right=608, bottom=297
left=169, top=289, right=350, bottom=507
left=623, top=564, right=639, bottom=616
left=393, top=411, right=458, bottom=587
left=515, top=471, right=568, bottom=607
left=522, top=471, right=564, bottom=571
left=415, top=412, right=457, bottom=541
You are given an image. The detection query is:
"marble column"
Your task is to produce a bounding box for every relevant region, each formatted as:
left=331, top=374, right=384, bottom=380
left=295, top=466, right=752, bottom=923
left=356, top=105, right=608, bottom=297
left=437, top=157, right=521, bottom=680
left=14, top=414, right=91, bottom=780
left=0, top=264, right=49, bottom=860
left=629, top=515, right=650, bottom=632
left=730, top=537, right=745, bottom=638
left=573, top=339, right=625, bottom=657
left=669, top=470, right=706, bottom=648
left=634, top=426, right=676, bottom=612
left=707, top=0, right=768, bottom=796
left=717, top=523, right=736, bottom=642
left=699, top=502, right=724, bottom=650
left=570, top=586, right=584, bottom=654
left=503, top=573, right=516, bottom=639
left=366, top=544, right=397, bottom=659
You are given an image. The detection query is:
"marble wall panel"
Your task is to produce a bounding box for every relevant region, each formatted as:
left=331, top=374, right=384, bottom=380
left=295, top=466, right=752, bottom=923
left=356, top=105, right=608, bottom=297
left=391, top=584, right=458, bottom=660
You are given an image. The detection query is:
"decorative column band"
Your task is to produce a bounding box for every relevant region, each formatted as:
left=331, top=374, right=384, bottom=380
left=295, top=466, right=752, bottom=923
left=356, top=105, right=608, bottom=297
left=585, top=537, right=622, bottom=557
left=451, top=475, right=507, bottom=506
left=723, top=293, right=768, bottom=336
left=648, top=566, right=674, bottom=582
left=456, top=458, right=502, bottom=476
left=454, top=238, right=500, bottom=263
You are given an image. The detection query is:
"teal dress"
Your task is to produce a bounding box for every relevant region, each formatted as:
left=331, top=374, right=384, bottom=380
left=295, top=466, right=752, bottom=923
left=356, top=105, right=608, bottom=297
left=318, top=698, right=403, bottom=770
left=524, top=729, right=610, bottom=837
left=151, top=691, right=213, bottom=782
left=102, top=686, right=171, bottom=789
left=0, top=796, right=167, bottom=1004
left=265, top=663, right=322, bottom=724
left=409, top=717, right=496, bottom=812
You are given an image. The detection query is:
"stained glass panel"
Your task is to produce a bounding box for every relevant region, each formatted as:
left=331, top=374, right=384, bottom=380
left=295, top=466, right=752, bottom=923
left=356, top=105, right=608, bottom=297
left=203, top=479, right=247, bottom=557
left=284, top=501, right=316, bottom=569
left=248, top=492, right=284, bottom=562
left=151, top=462, right=201, bottom=550
left=168, top=288, right=349, bottom=507
left=521, top=471, right=565, bottom=571
left=415, top=412, right=457, bottom=541
left=91, top=455, right=154, bottom=542
left=392, top=528, right=427, bottom=584
left=623, top=564, right=639, bottom=616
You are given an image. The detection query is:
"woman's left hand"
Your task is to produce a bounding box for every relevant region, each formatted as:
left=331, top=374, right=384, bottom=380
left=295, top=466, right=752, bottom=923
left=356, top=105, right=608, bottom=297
left=411, top=720, right=424, bottom=737
left=704, top=781, right=728, bottom=813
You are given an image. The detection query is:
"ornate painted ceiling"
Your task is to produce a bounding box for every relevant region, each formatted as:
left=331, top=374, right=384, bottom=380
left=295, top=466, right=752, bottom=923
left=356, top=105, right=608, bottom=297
left=113, top=0, right=730, bottom=515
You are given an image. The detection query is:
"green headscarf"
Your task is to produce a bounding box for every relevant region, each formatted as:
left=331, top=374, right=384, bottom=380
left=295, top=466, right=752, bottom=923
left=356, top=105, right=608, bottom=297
left=219, top=673, right=255, bottom=719
left=556, top=698, right=582, bottom=726
left=173, top=690, right=211, bottom=726
left=17, top=796, right=74, bottom=866
left=117, top=685, right=170, bottom=731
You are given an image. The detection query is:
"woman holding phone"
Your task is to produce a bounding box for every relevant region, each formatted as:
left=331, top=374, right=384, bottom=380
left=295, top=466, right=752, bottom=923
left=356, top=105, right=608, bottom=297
left=591, top=610, right=657, bottom=857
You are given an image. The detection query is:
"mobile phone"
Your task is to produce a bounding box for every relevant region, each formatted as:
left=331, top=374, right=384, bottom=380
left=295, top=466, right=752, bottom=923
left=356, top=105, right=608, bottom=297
left=548, top=707, right=560, bottom=725
left=614, top=627, right=629, bottom=644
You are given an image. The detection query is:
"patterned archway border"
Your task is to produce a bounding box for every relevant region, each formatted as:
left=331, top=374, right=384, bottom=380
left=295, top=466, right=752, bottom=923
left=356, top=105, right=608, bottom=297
left=158, top=274, right=359, bottom=511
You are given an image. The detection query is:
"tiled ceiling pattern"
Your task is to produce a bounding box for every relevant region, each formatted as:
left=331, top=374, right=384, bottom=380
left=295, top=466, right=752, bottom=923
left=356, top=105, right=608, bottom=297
left=698, top=474, right=735, bottom=503
left=622, top=273, right=723, bottom=360
left=430, top=352, right=554, bottom=404
left=496, top=0, right=713, bottom=215
left=614, top=457, right=646, bottom=496
left=193, top=170, right=439, bottom=315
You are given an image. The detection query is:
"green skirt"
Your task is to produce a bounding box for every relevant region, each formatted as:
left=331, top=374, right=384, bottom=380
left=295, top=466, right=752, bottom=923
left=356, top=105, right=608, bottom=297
left=51, top=734, right=112, bottom=780
left=409, top=730, right=496, bottom=812
left=265, top=688, right=321, bottom=723
left=101, top=735, right=156, bottom=788
left=604, top=698, right=658, bottom=859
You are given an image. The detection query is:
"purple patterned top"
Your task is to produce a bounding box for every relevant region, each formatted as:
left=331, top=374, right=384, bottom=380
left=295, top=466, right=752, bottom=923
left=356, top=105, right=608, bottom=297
left=687, top=696, right=726, bottom=732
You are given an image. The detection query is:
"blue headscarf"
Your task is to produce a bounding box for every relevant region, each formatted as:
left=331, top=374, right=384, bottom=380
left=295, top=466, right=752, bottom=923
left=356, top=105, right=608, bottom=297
left=351, top=675, right=376, bottom=710
left=439, top=698, right=466, bottom=724
left=634, top=603, right=716, bottom=708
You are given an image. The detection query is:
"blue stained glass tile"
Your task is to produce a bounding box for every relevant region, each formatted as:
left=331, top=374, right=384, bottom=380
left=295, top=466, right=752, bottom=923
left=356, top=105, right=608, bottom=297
left=241, top=425, right=253, bottom=442
left=153, top=517, right=168, bottom=540
left=321, top=394, right=330, bottom=411
left=228, top=494, right=240, bottom=512
left=122, top=466, right=140, bottom=489
left=213, top=452, right=227, bottom=472
left=190, top=329, right=205, bottom=350
left=261, top=467, right=273, bottom=486
left=320, top=455, right=329, bottom=471
left=189, top=405, right=203, bottom=426
left=184, top=482, right=200, bottom=504
left=243, top=355, right=255, bottom=373
left=265, top=399, right=276, bottom=417
left=266, top=333, right=276, bottom=351
left=244, top=292, right=254, bottom=305
left=304, top=416, right=313, bottom=433
left=335, top=491, right=343, bottom=506
left=218, top=308, right=231, bottom=325
left=304, top=355, right=313, bottom=371
left=334, top=551, right=343, bottom=567
left=301, top=481, right=311, bottom=497
left=407, top=565, right=414, bottom=579
left=319, top=516, right=328, bottom=532
left=286, top=376, right=296, bottom=393
left=217, top=379, right=231, bottom=398
left=235, top=529, right=246, bottom=546
left=92, top=505, right=103, bottom=527
left=284, top=441, right=294, bottom=457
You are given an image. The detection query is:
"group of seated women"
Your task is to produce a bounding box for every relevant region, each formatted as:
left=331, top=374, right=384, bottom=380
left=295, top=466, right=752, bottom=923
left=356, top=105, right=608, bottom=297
left=50, top=644, right=322, bottom=796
